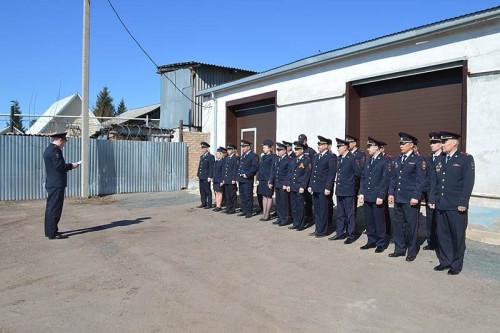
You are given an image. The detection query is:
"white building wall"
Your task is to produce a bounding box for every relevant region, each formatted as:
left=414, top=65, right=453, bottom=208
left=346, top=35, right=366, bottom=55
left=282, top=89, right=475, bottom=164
left=203, top=20, right=500, bottom=198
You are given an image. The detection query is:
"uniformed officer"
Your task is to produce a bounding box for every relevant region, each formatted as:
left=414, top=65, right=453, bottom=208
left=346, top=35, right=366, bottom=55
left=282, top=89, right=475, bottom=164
left=222, top=144, right=240, bottom=214
left=212, top=147, right=226, bottom=212
left=346, top=134, right=366, bottom=166
left=282, top=140, right=296, bottom=159
left=358, top=137, right=392, bottom=252
left=256, top=139, right=276, bottom=221
left=298, top=134, right=316, bottom=224
left=330, top=138, right=363, bottom=243
left=380, top=145, right=393, bottom=238
left=269, top=142, right=291, bottom=225
left=197, top=141, right=215, bottom=209
left=388, top=132, right=426, bottom=261
left=422, top=132, right=442, bottom=250
left=308, top=136, right=337, bottom=237
left=287, top=141, right=312, bottom=230
left=43, top=132, right=80, bottom=240
left=237, top=140, right=259, bottom=218
left=429, top=131, right=475, bottom=275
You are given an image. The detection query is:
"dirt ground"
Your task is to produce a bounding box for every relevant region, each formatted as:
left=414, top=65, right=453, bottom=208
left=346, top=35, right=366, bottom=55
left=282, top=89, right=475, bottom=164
left=1, top=190, right=499, bottom=333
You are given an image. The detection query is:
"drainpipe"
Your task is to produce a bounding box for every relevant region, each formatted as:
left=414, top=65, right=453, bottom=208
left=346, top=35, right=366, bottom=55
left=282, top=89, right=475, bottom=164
left=211, top=92, right=217, bottom=153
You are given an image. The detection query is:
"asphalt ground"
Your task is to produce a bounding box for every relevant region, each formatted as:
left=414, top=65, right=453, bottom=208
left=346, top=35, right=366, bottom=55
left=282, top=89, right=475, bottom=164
left=1, top=190, right=499, bottom=332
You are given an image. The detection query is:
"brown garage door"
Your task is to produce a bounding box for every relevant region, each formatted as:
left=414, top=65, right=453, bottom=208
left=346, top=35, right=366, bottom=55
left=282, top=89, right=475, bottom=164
left=348, top=66, right=465, bottom=157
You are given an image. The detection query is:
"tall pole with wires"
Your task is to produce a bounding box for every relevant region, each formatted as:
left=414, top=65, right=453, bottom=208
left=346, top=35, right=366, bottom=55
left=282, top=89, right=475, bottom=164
left=81, top=0, right=90, bottom=198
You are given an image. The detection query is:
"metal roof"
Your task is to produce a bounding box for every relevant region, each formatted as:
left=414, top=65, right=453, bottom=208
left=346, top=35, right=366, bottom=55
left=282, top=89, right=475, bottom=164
left=197, top=6, right=500, bottom=96
left=101, top=103, right=161, bottom=126
left=157, top=61, right=257, bottom=74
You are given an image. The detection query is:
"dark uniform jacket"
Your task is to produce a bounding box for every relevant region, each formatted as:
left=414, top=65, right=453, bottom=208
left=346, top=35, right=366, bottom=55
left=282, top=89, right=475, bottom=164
left=270, top=154, right=291, bottom=189
left=303, top=145, right=317, bottom=160
left=43, top=143, right=73, bottom=188
left=288, top=155, right=311, bottom=192
left=197, top=152, right=214, bottom=180
left=222, top=154, right=240, bottom=184
left=430, top=151, right=475, bottom=209
left=388, top=152, right=426, bottom=204
left=237, top=151, right=259, bottom=183
left=423, top=153, right=440, bottom=193
left=213, top=158, right=225, bottom=184
left=351, top=148, right=366, bottom=166
left=360, top=153, right=392, bottom=202
left=309, top=151, right=337, bottom=193
left=335, top=152, right=363, bottom=197
left=257, top=153, right=276, bottom=183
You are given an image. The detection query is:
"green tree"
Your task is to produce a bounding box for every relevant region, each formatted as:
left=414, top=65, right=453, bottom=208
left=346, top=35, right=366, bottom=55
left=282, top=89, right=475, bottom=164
left=6, top=100, right=26, bottom=133
left=116, top=98, right=127, bottom=116
left=93, top=86, right=115, bottom=118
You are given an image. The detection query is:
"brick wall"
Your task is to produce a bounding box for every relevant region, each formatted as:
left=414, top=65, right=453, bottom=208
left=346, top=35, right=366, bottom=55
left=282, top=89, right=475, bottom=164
left=183, top=132, right=211, bottom=180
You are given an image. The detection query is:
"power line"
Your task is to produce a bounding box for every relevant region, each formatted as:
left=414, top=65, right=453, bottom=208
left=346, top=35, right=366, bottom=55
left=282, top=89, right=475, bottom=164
left=106, top=0, right=205, bottom=109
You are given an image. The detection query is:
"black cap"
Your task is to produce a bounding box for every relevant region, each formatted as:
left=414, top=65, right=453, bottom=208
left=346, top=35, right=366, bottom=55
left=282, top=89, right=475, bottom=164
left=335, top=138, right=350, bottom=147
left=399, top=132, right=418, bottom=144
left=345, top=134, right=358, bottom=142
left=317, top=135, right=329, bottom=145
left=282, top=140, right=293, bottom=147
left=367, top=136, right=387, bottom=148
left=428, top=132, right=441, bottom=143
left=262, top=139, right=273, bottom=147
left=276, top=142, right=286, bottom=150
left=217, top=146, right=227, bottom=153
left=439, top=131, right=461, bottom=140
left=50, top=132, right=67, bottom=140
left=226, top=143, right=236, bottom=149
left=298, top=134, right=307, bottom=142
left=200, top=141, right=210, bottom=148
left=293, top=141, right=305, bottom=149
left=241, top=140, right=251, bottom=147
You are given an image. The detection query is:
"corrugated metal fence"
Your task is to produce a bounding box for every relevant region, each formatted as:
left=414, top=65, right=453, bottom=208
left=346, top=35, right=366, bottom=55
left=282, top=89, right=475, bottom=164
left=0, top=136, right=187, bottom=201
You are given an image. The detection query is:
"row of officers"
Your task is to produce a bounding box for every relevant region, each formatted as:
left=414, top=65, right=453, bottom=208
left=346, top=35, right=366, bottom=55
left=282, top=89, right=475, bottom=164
left=197, top=131, right=475, bottom=276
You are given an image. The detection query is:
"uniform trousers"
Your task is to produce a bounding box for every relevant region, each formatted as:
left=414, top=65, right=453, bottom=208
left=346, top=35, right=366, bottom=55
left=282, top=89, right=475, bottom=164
left=290, top=191, right=306, bottom=228
left=45, top=187, right=65, bottom=237
left=392, top=203, right=419, bottom=257
left=336, top=196, right=356, bottom=239
left=312, top=192, right=330, bottom=236
left=423, top=191, right=438, bottom=249
left=238, top=182, right=254, bottom=214
left=199, top=179, right=212, bottom=207
left=224, top=184, right=237, bottom=213
left=305, top=191, right=313, bottom=221
left=436, top=209, right=467, bottom=271
left=275, top=188, right=289, bottom=224
left=364, top=201, right=387, bottom=247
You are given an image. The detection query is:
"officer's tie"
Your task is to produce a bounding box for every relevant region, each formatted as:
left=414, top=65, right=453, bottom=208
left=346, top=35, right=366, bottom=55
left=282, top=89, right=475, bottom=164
left=402, top=155, right=407, bottom=164
left=446, top=155, right=451, bottom=164
left=370, top=157, right=374, bottom=165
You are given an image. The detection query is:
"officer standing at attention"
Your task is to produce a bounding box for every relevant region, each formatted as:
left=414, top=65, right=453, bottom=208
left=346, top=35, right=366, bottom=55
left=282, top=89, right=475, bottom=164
left=282, top=140, right=296, bottom=159
left=222, top=144, right=239, bottom=214
left=380, top=145, right=393, bottom=238
left=212, top=147, right=226, bottom=212
left=237, top=140, right=259, bottom=218
left=330, top=138, right=362, bottom=244
left=270, top=142, right=291, bottom=225
left=429, top=131, right=475, bottom=275
left=197, top=141, right=215, bottom=209
left=388, top=132, right=426, bottom=262
left=358, top=137, right=392, bottom=253
left=256, top=139, right=276, bottom=221
left=422, top=132, right=442, bottom=250
left=43, top=132, right=80, bottom=240
left=298, top=134, right=316, bottom=225
left=308, top=136, right=337, bottom=238
left=287, top=141, right=312, bottom=230
left=346, top=134, right=366, bottom=166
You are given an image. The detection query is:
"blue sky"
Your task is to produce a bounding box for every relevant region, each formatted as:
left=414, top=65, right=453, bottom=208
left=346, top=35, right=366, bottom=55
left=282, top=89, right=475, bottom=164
left=1, top=0, right=499, bottom=121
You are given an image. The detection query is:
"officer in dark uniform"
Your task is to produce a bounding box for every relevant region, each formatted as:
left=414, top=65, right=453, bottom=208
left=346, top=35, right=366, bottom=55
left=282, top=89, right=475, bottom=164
left=380, top=145, right=393, bottom=238
left=346, top=134, right=366, bottom=166
left=422, top=132, right=442, bottom=250
left=330, top=138, right=363, bottom=243
left=270, top=142, right=291, bottom=225
left=212, top=146, right=226, bottom=212
left=222, top=144, right=239, bottom=214
left=237, top=140, right=259, bottom=218
left=197, top=141, right=215, bottom=208
left=358, top=137, right=392, bottom=252
left=43, top=132, right=79, bottom=239
left=298, top=134, right=316, bottom=224
left=256, top=139, right=276, bottom=221
left=429, top=131, right=475, bottom=275
left=282, top=140, right=296, bottom=159
left=388, top=132, right=426, bottom=262
left=288, top=141, right=312, bottom=230
left=308, top=136, right=337, bottom=237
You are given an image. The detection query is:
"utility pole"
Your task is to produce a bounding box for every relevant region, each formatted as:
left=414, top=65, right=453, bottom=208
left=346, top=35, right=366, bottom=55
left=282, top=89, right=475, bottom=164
left=81, top=0, right=90, bottom=198
left=9, top=101, right=15, bottom=133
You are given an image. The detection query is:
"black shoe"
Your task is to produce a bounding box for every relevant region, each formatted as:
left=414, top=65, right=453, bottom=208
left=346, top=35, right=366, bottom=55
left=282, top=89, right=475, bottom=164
left=272, top=220, right=280, bottom=225
left=315, top=234, right=327, bottom=238
left=237, top=212, right=246, bottom=216
left=344, top=238, right=354, bottom=244
left=259, top=217, right=270, bottom=222
left=245, top=213, right=252, bottom=218
left=309, top=232, right=317, bottom=236
left=388, top=252, right=405, bottom=258
left=434, top=264, right=450, bottom=271
left=375, top=247, right=385, bottom=253
left=213, top=207, right=222, bottom=212
left=278, top=222, right=289, bottom=226
left=447, top=268, right=462, bottom=275
left=197, top=204, right=206, bottom=208
left=328, top=234, right=346, bottom=241
left=296, top=225, right=307, bottom=231
left=423, top=245, right=435, bottom=250
left=48, top=234, right=68, bottom=240
left=204, top=205, right=212, bottom=209
left=255, top=209, right=262, bottom=215
left=226, top=210, right=236, bottom=215
left=288, top=225, right=297, bottom=230
left=360, top=243, right=377, bottom=250
left=405, top=255, right=416, bottom=262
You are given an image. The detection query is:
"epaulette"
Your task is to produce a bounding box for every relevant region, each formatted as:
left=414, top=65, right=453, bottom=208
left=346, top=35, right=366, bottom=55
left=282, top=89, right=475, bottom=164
left=460, top=152, right=470, bottom=156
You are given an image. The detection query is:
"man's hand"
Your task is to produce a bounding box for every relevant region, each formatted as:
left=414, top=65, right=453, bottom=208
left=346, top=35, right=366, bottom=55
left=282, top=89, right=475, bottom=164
left=324, top=189, right=331, bottom=196
left=458, top=206, right=467, bottom=212
left=308, top=187, right=312, bottom=193
left=376, top=198, right=383, bottom=205
left=207, top=178, right=212, bottom=183
left=388, top=195, right=394, bottom=204
left=299, top=187, right=304, bottom=194
left=72, top=162, right=80, bottom=169
left=358, top=194, right=364, bottom=204
left=429, top=203, right=435, bottom=209
left=410, top=198, right=419, bottom=206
